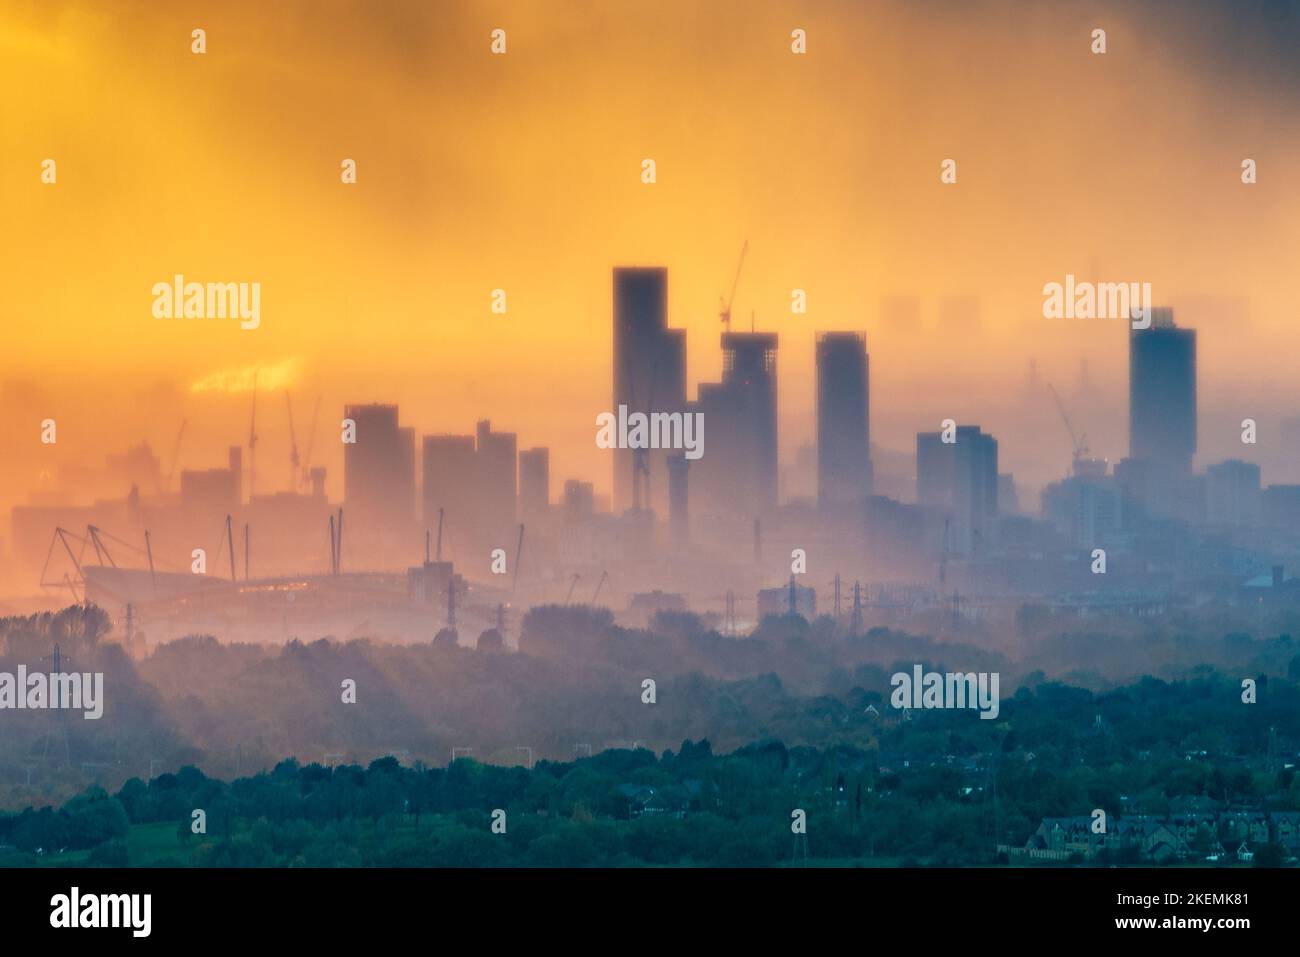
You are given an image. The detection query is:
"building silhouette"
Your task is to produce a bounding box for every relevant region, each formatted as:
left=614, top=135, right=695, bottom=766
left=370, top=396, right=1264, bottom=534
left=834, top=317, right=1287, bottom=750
left=1041, top=470, right=1123, bottom=547
left=419, top=423, right=517, bottom=567
left=519, top=447, right=550, bottom=520
left=1205, top=459, right=1261, bottom=527
left=563, top=479, right=595, bottom=523
left=1130, top=308, right=1196, bottom=474
left=816, top=332, right=871, bottom=510
left=179, top=446, right=242, bottom=515
left=693, top=332, right=779, bottom=520
left=916, top=425, right=998, bottom=554
left=422, top=434, right=477, bottom=555
left=343, top=404, right=416, bottom=566
left=475, top=420, right=518, bottom=542
left=612, top=267, right=686, bottom=513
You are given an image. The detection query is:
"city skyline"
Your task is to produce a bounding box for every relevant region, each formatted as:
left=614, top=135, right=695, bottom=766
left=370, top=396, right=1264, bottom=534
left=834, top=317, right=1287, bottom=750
left=7, top=260, right=1294, bottom=605
left=4, top=1, right=1300, bottom=903
left=5, top=0, right=1300, bottom=525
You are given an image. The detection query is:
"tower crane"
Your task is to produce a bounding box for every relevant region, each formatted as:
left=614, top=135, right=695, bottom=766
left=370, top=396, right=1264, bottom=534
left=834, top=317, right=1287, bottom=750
left=285, top=392, right=300, bottom=493
left=164, top=418, right=187, bottom=493
left=300, top=395, right=321, bottom=491
left=719, top=240, right=749, bottom=334
left=1046, top=382, right=1089, bottom=475
left=247, top=372, right=260, bottom=500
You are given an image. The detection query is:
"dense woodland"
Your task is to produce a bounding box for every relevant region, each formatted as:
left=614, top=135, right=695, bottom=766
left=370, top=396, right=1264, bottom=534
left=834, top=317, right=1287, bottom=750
left=1, top=602, right=1298, bottom=867
left=1, top=685, right=1297, bottom=867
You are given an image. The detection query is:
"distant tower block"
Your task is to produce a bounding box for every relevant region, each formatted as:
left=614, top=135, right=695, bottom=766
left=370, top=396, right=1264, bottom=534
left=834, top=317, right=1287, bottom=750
left=694, top=332, right=779, bottom=518
left=816, top=332, right=871, bottom=509
left=343, top=403, right=417, bottom=565
left=1129, top=308, right=1196, bottom=475
left=667, top=452, right=689, bottom=544
left=612, top=267, right=686, bottom=513
left=519, top=447, right=550, bottom=520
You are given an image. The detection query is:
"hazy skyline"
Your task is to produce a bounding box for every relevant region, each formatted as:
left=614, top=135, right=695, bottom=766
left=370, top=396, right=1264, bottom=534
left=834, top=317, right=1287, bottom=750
left=4, top=0, right=1300, bottom=519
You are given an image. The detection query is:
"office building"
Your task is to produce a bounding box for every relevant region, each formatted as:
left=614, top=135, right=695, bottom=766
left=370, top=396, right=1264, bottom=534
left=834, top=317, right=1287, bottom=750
left=1205, top=459, right=1261, bottom=527
left=179, top=446, right=242, bottom=514
left=816, top=332, right=871, bottom=509
left=612, top=267, right=687, bottom=513
left=916, top=425, right=998, bottom=553
left=1130, top=308, right=1196, bottom=474
left=693, top=332, right=779, bottom=519
left=422, top=434, right=477, bottom=550
left=343, top=404, right=416, bottom=565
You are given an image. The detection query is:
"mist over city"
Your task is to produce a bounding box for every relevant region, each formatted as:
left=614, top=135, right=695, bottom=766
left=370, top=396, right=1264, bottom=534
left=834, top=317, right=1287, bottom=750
left=2, top=3, right=1299, bottom=919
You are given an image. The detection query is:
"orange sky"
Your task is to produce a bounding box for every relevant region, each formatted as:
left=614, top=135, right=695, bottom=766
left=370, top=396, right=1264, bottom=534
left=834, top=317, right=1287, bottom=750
left=2, top=0, right=1299, bottom=515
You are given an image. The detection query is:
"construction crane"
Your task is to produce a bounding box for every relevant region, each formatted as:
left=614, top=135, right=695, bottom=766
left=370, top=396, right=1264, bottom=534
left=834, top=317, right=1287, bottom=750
left=225, top=515, right=237, bottom=582
left=336, top=507, right=344, bottom=573
left=565, top=573, right=581, bottom=604
left=164, top=418, right=187, bottom=493
left=247, top=372, right=260, bottom=500
left=1046, top=382, right=1089, bottom=474
left=86, top=525, right=117, bottom=568
left=144, top=530, right=157, bottom=595
left=591, top=570, right=608, bottom=603
left=328, top=514, right=338, bottom=575
left=326, top=507, right=345, bottom=575
left=512, top=523, right=525, bottom=590
left=719, top=240, right=749, bottom=334
left=285, top=392, right=300, bottom=493
left=300, top=395, right=321, bottom=491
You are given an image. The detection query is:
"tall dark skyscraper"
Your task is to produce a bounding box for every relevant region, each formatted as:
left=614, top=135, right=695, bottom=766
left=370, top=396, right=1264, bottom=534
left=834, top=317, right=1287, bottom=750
left=343, top=403, right=416, bottom=565
left=916, top=425, right=998, bottom=554
left=612, top=267, right=686, bottom=513
left=694, top=332, right=779, bottom=519
left=816, top=332, right=871, bottom=509
left=1129, top=308, right=1196, bottom=474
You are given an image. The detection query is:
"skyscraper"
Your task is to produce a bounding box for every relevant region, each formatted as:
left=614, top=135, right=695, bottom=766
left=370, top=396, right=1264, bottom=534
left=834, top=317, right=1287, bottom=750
left=916, top=425, right=998, bottom=554
left=816, top=332, right=871, bottom=509
left=1129, top=308, right=1196, bottom=474
left=475, top=419, right=518, bottom=551
left=612, top=267, right=686, bottom=513
left=343, top=404, right=416, bottom=565
left=422, top=434, right=477, bottom=550
left=693, top=332, right=779, bottom=519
